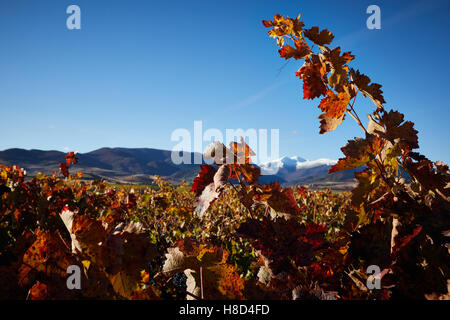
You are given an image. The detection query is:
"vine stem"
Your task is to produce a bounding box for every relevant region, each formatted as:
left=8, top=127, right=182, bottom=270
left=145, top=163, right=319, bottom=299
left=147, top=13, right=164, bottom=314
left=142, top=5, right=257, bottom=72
left=346, top=90, right=368, bottom=135
left=200, top=266, right=204, bottom=299
left=186, top=291, right=202, bottom=300
left=347, top=91, right=391, bottom=186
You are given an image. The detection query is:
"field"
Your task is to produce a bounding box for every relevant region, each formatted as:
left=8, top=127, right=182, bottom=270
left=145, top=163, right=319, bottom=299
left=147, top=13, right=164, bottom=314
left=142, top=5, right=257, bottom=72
left=0, top=166, right=354, bottom=300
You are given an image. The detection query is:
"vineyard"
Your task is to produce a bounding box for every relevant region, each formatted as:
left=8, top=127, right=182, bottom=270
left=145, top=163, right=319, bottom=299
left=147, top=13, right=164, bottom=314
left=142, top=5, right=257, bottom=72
left=0, top=13, right=449, bottom=300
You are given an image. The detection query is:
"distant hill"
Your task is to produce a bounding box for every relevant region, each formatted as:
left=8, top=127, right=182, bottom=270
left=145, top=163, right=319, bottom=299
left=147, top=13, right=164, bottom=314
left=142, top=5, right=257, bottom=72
left=0, top=148, right=357, bottom=190
left=0, top=147, right=201, bottom=184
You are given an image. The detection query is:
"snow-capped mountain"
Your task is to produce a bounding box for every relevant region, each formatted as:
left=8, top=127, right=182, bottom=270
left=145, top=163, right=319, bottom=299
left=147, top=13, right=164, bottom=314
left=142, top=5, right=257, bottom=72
left=256, top=156, right=356, bottom=189
left=259, top=156, right=337, bottom=174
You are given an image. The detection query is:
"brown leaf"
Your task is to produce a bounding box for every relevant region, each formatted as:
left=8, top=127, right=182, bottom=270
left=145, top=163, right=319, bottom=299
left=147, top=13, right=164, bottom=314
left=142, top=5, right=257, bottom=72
left=318, top=113, right=345, bottom=134
left=162, top=240, right=244, bottom=299
left=304, top=26, right=334, bottom=46
left=329, top=135, right=383, bottom=173
left=321, top=47, right=354, bottom=91
left=379, top=110, right=419, bottom=151
left=253, top=182, right=301, bottom=216
left=297, top=58, right=328, bottom=100
left=350, top=69, right=385, bottom=111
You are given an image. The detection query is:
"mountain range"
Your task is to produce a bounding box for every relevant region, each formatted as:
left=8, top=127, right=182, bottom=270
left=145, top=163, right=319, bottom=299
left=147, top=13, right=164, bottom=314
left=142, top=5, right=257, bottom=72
left=0, top=148, right=357, bottom=190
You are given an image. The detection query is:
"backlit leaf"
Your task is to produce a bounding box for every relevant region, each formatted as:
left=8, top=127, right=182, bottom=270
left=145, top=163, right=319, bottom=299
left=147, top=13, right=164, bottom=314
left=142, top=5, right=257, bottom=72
left=350, top=69, right=385, bottom=111
left=304, top=26, right=334, bottom=46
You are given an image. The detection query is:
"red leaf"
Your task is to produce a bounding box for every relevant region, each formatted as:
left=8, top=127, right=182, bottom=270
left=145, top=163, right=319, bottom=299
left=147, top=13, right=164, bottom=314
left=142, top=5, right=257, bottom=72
left=278, top=40, right=311, bottom=60
left=193, top=165, right=230, bottom=217
left=65, top=152, right=78, bottom=166
left=29, top=281, right=48, bottom=300
left=59, top=163, right=69, bottom=177
left=236, top=218, right=327, bottom=275
left=297, top=60, right=327, bottom=100
left=191, top=165, right=217, bottom=197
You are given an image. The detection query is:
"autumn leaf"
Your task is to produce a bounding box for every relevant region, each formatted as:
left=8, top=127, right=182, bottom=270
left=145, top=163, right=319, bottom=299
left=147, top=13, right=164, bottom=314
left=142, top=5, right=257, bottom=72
left=351, top=168, right=385, bottom=209
left=238, top=163, right=261, bottom=184
left=162, top=240, right=244, bottom=299
left=72, top=220, right=159, bottom=299
left=316, top=88, right=351, bottom=134
left=391, top=226, right=423, bottom=257
left=237, top=187, right=256, bottom=213
left=253, top=182, right=301, bottom=216
left=318, top=90, right=350, bottom=119
left=204, top=141, right=232, bottom=164
left=191, top=165, right=217, bottom=198
left=230, top=137, right=256, bottom=164
left=236, top=218, right=327, bottom=275
left=262, top=14, right=305, bottom=39
left=318, top=113, right=345, bottom=134
left=59, top=206, right=81, bottom=253
left=278, top=39, right=311, bottom=60
left=304, top=26, right=334, bottom=46
left=435, top=161, right=449, bottom=174
left=297, top=57, right=328, bottom=100
left=193, top=164, right=231, bottom=217
left=105, top=226, right=160, bottom=300
left=194, top=184, right=218, bottom=217
left=29, top=281, right=48, bottom=300
left=379, top=110, right=419, bottom=151
left=18, top=229, right=75, bottom=288
left=329, top=135, right=383, bottom=173
left=350, top=69, right=385, bottom=111
left=320, top=47, right=354, bottom=91
left=69, top=214, right=107, bottom=266
left=404, top=155, right=449, bottom=194
left=349, top=220, right=393, bottom=268
left=59, top=162, right=69, bottom=177
left=65, top=151, right=78, bottom=166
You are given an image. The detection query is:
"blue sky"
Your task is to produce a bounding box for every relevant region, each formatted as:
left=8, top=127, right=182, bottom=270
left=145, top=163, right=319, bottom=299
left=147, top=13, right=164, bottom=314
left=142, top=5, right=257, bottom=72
left=0, top=0, right=449, bottom=163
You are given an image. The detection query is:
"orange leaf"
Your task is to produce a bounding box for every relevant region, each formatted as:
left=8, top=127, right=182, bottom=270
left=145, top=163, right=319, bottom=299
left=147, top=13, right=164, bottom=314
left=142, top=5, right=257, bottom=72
left=318, top=90, right=350, bottom=119
left=230, top=137, right=255, bottom=164
left=239, top=164, right=261, bottom=184
left=278, top=40, right=311, bottom=60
